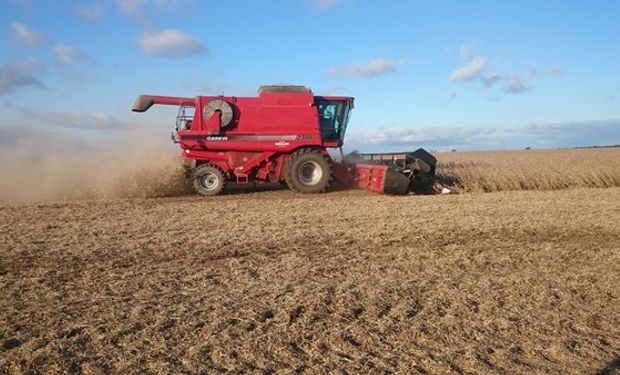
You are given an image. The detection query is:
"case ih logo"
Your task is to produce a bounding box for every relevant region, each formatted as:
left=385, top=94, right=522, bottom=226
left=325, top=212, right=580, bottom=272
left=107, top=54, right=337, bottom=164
left=275, top=141, right=290, bottom=147
left=206, top=136, right=228, bottom=141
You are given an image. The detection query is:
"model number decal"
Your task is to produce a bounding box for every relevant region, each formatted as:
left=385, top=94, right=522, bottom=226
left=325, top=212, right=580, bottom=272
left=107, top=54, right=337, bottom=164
left=295, top=135, right=312, bottom=140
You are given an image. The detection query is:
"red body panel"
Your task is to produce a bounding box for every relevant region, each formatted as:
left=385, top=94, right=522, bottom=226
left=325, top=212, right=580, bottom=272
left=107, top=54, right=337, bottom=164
left=170, top=90, right=350, bottom=183
left=352, top=164, right=389, bottom=193
left=332, top=162, right=390, bottom=193
left=133, top=88, right=369, bottom=188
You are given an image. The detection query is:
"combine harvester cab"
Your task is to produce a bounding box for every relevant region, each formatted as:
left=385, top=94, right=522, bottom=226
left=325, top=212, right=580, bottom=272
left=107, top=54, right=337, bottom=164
left=131, top=85, right=436, bottom=196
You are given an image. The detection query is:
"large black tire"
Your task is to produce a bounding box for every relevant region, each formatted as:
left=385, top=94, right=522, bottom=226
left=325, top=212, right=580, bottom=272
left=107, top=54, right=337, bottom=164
left=285, top=148, right=332, bottom=193
left=193, top=164, right=226, bottom=196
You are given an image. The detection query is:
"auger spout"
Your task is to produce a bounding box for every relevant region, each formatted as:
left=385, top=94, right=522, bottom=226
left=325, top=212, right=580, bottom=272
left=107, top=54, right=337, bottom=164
left=131, top=95, right=195, bottom=112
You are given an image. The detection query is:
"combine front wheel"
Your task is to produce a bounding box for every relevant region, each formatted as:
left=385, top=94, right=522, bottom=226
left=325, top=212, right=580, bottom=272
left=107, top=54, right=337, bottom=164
left=285, top=149, right=332, bottom=193
left=193, top=164, right=226, bottom=196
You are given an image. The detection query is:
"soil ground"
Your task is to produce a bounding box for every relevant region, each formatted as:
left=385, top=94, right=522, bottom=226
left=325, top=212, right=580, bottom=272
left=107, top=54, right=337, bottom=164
left=1, top=188, right=619, bottom=374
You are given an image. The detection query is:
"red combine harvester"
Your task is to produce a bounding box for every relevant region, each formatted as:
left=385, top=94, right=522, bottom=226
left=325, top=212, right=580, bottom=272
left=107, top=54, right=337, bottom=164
left=132, top=85, right=436, bottom=196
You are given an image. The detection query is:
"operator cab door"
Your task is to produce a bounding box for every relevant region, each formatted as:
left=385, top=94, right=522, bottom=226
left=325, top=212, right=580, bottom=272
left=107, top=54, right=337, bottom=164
left=316, top=100, right=350, bottom=141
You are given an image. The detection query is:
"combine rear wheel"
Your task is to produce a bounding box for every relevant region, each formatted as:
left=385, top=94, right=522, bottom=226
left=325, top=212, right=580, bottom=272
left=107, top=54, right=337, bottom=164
left=285, top=149, right=332, bottom=193
left=193, top=164, right=226, bottom=196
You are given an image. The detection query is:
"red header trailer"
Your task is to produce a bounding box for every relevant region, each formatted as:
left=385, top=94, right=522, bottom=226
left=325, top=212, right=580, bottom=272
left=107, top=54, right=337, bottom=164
left=132, top=85, right=435, bottom=196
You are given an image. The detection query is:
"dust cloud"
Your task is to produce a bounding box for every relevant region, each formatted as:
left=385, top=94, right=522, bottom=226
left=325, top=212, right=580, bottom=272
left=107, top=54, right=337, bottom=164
left=0, top=126, right=191, bottom=203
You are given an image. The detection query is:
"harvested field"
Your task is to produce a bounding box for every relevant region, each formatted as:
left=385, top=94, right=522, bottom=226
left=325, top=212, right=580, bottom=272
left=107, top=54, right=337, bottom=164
left=436, top=147, right=620, bottom=193
left=1, top=187, right=619, bottom=374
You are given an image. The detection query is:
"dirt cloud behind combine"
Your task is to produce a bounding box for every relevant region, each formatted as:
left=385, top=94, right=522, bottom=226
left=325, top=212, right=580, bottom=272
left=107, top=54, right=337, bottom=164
left=0, top=126, right=190, bottom=203
left=2, top=125, right=620, bottom=203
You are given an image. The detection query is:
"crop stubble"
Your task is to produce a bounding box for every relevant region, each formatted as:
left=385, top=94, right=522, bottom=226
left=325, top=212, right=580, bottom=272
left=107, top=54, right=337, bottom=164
left=1, top=186, right=619, bottom=374
left=436, top=148, right=620, bottom=193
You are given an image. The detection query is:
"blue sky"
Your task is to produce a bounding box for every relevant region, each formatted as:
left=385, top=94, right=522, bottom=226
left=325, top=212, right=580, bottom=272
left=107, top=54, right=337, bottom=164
left=1, top=0, right=619, bottom=151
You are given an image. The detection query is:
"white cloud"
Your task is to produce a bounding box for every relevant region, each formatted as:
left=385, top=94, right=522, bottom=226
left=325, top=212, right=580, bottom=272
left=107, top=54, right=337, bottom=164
left=0, top=59, right=44, bottom=95
left=450, top=57, right=487, bottom=82
left=449, top=44, right=561, bottom=96
left=53, top=44, right=90, bottom=65
left=346, top=120, right=620, bottom=152
left=116, top=0, right=194, bottom=18
left=505, top=70, right=535, bottom=94
left=506, top=77, right=528, bottom=94
left=480, top=73, right=505, bottom=87
left=153, top=0, right=191, bottom=10
left=75, top=4, right=105, bottom=20
left=0, top=126, right=88, bottom=153
left=10, top=21, right=48, bottom=46
left=18, top=107, right=125, bottom=130
left=116, top=0, right=146, bottom=14
left=138, top=29, right=207, bottom=57
left=311, top=0, right=340, bottom=9
left=459, top=43, right=474, bottom=59
left=329, top=58, right=397, bottom=78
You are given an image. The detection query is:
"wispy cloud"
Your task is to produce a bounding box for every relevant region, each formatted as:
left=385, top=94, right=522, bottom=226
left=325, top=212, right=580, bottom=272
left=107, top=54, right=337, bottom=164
left=504, top=70, right=536, bottom=94
left=319, top=85, right=344, bottom=95
left=17, top=107, right=126, bottom=130
left=310, top=0, right=341, bottom=9
left=346, top=120, right=620, bottom=152
left=75, top=3, right=106, bottom=21
left=0, top=126, right=87, bottom=150
left=480, top=73, right=504, bottom=87
left=7, top=0, right=31, bottom=8
left=10, top=21, right=49, bottom=46
left=459, top=43, right=474, bottom=60
left=546, top=66, right=564, bottom=75
left=138, top=29, right=206, bottom=57
left=116, top=0, right=146, bottom=15
left=115, top=0, right=196, bottom=22
left=450, top=57, right=487, bottom=82
left=52, top=44, right=91, bottom=65
left=0, top=59, right=45, bottom=95
left=450, top=43, right=564, bottom=97
left=329, top=58, right=398, bottom=78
